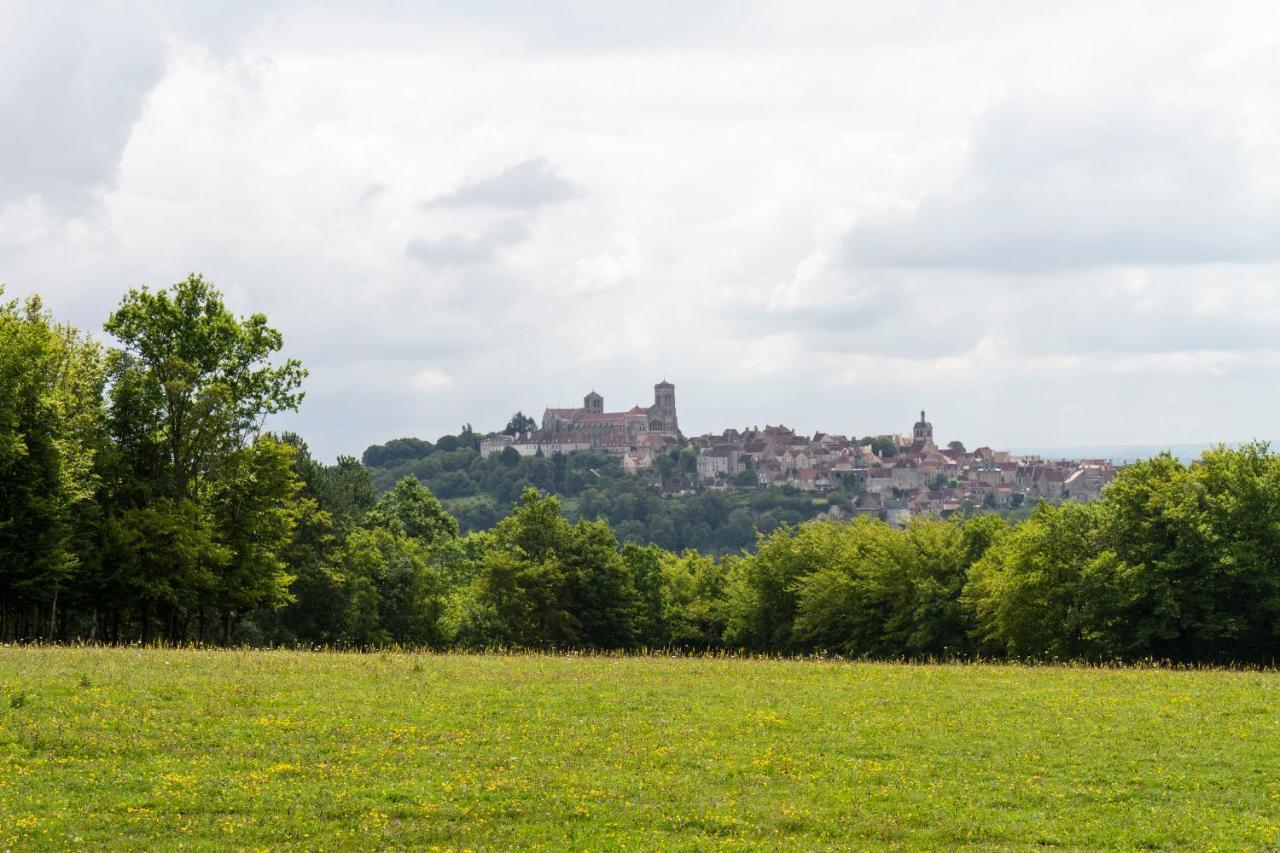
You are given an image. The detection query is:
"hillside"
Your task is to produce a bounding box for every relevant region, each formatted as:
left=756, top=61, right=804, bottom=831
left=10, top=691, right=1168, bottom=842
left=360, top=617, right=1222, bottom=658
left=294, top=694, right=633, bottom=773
left=361, top=434, right=852, bottom=554
left=3, top=648, right=1278, bottom=849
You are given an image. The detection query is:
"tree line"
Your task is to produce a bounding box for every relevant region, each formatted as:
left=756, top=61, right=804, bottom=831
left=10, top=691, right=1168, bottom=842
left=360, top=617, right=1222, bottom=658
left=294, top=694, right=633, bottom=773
left=2, top=277, right=307, bottom=644
left=4, top=277, right=1280, bottom=663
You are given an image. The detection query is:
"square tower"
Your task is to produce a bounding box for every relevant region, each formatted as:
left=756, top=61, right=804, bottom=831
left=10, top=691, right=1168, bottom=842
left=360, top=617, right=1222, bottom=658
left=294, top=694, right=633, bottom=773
left=653, top=380, right=678, bottom=434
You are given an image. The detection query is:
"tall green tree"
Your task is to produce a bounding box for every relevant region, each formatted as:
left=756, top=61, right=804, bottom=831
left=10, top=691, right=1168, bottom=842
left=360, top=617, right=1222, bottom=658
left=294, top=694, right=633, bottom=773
left=104, top=274, right=305, bottom=501
left=266, top=436, right=374, bottom=645
left=102, top=274, right=306, bottom=643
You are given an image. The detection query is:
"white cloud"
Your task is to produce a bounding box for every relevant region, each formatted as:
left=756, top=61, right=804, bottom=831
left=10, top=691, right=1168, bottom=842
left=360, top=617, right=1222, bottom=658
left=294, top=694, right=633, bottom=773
left=410, top=367, right=455, bottom=392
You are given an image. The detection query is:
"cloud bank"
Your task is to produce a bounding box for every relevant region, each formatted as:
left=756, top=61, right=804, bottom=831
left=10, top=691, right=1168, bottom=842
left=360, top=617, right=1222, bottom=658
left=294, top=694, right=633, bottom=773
left=2, top=2, right=1279, bottom=459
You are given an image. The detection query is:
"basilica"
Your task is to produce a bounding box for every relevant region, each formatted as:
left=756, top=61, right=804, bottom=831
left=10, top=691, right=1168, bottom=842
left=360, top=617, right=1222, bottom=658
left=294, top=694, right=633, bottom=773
left=541, top=381, right=678, bottom=442
left=480, top=381, right=680, bottom=459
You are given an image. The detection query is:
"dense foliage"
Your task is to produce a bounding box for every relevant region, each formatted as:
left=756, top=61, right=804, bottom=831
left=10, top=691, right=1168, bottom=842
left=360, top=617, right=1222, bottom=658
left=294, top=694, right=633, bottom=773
left=4, top=278, right=1280, bottom=663
left=1, top=277, right=306, bottom=644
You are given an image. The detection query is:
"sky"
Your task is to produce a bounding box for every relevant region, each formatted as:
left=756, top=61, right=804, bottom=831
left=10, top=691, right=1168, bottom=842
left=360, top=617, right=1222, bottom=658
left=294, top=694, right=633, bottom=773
left=2, top=1, right=1279, bottom=461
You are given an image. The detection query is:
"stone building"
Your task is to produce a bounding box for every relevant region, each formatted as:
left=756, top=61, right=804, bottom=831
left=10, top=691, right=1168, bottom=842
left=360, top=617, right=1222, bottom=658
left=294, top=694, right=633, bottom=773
left=540, top=381, right=679, bottom=448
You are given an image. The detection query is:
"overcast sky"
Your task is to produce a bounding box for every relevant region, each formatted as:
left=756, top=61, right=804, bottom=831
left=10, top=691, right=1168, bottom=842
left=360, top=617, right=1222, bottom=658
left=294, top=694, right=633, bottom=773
left=3, top=1, right=1279, bottom=461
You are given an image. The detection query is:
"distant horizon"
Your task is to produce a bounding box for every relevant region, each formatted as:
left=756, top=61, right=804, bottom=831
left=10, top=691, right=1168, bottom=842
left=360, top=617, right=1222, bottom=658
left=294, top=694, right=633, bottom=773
left=355, top=413, right=1265, bottom=468
left=1008, top=442, right=1252, bottom=465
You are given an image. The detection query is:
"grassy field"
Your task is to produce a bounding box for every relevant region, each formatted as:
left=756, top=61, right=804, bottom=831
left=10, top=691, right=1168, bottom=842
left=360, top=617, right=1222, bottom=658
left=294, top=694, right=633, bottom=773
left=2, top=649, right=1278, bottom=850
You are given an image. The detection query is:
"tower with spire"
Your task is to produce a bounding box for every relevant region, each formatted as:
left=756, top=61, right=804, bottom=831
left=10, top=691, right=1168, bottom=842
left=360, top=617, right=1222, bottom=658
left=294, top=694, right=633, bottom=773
left=912, top=409, right=934, bottom=449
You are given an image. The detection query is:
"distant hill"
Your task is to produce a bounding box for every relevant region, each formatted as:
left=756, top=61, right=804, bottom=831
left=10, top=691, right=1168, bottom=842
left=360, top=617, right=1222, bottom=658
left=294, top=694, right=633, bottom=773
left=1010, top=443, right=1238, bottom=465
left=361, top=432, right=851, bottom=554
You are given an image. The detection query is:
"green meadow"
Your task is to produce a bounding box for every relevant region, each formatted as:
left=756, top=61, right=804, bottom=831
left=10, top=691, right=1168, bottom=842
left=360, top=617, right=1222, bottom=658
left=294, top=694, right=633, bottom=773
left=2, top=648, right=1278, bottom=850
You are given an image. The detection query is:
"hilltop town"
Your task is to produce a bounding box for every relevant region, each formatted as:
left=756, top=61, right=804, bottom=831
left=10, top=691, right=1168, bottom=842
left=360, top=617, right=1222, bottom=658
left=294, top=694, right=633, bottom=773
left=480, top=381, right=1117, bottom=520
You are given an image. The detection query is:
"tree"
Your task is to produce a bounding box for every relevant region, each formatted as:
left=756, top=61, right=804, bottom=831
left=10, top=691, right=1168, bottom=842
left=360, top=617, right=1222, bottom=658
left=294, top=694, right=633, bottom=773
left=1184, top=443, right=1280, bottom=662
left=337, top=526, right=446, bottom=647
left=723, top=523, right=814, bottom=651
left=661, top=550, right=729, bottom=648
left=653, top=452, right=677, bottom=481
left=562, top=517, right=639, bottom=648
left=206, top=435, right=302, bottom=643
left=862, top=436, right=898, bottom=459
left=0, top=291, right=105, bottom=640
left=103, top=274, right=306, bottom=643
left=361, top=437, right=432, bottom=469
left=317, top=456, right=377, bottom=522
left=367, top=477, right=459, bottom=545
left=265, top=437, right=376, bottom=646
left=109, top=499, right=224, bottom=645
left=504, top=411, right=538, bottom=435
left=622, top=543, right=667, bottom=646
left=964, top=501, right=1111, bottom=660
left=1098, top=444, right=1280, bottom=663
left=460, top=489, right=639, bottom=648
left=105, top=274, right=305, bottom=502
left=786, top=518, right=906, bottom=655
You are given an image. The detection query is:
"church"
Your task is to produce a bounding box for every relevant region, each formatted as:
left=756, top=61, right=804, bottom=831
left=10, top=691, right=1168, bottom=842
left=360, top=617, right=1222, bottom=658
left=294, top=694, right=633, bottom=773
left=480, top=381, right=681, bottom=460
left=540, top=380, right=679, bottom=446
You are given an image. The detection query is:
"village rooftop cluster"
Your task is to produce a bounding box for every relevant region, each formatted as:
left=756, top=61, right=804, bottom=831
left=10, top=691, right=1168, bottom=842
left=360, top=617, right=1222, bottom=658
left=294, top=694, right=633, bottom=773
left=480, top=381, right=1117, bottom=518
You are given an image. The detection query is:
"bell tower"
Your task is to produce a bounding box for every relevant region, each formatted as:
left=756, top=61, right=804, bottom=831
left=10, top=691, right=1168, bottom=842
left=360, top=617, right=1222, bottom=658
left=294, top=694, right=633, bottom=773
left=913, top=409, right=934, bottom=447
left=653, top=380, right=678, bottom=433
left=584, top=390, right=603, bottom=414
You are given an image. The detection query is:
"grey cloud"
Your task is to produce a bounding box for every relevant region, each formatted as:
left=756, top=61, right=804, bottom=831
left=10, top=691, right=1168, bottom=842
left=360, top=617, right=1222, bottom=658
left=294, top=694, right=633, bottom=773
left=357, top=182, right=389, bottom=204
left=423, top=158, right=580, bottom=210
left=405, top=217, right=531, bottom=265
left=727, top=277, right=987, bottom=359
left=0, top=1, right=289, bottom=212
left=995, top=277, right=1280, bottom=357
left=846, top=97, right=1280, bottom=272
left=0, top=4, right=167, bottom=209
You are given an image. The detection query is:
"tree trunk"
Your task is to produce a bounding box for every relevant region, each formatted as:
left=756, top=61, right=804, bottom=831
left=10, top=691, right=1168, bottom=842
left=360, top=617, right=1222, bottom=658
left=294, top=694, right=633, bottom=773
left=222, top=610, right=233, bottom=647
left=48, top=588, right=59, bottom=642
